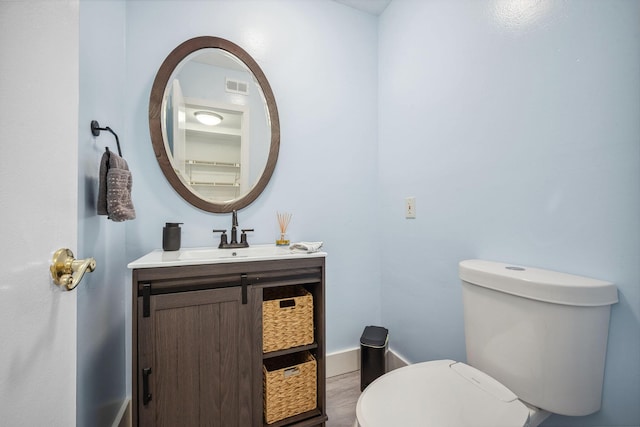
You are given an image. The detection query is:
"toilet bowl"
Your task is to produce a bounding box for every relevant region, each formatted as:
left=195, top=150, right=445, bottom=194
left=356, top=360, right=549, bottom=427
left=355, top=259, right=617, bottom=427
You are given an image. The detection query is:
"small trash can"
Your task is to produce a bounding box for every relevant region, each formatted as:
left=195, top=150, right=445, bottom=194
left=360, top=325, right=389, bottom=391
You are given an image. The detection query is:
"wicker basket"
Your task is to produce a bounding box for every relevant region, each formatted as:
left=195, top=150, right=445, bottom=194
left=263, top=286, right=314, bottom=353
left=263, top=351, right=317, bottom=424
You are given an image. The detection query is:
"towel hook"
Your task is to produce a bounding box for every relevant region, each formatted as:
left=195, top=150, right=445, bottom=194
left=91, top=120, right=122, bottom=157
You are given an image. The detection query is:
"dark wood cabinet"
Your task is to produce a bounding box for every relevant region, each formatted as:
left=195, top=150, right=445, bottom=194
left=137, top=286, right=255, bottom=426
left=131, top=256, right=327, bottom=427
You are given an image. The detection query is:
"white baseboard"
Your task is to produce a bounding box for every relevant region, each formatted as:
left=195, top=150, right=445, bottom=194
left=386, top=349, right=410, bottom=372
left=326, top=347, right=409, bottom=378
left=112, top=398, right=131, bottom=427
left=326, top=347, right=360, bottom=377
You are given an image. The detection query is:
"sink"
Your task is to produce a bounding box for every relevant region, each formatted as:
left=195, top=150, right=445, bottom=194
left=128, top=244, right=326, bottom=269
left=178, top=245, right=292, bottom=261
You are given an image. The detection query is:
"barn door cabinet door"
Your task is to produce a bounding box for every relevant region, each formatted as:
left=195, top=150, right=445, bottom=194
left=137, top=286, right=254, bottom=426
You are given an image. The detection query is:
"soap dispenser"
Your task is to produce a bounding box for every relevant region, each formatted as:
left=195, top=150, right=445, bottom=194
left=162, top=222, right=183, bottom=251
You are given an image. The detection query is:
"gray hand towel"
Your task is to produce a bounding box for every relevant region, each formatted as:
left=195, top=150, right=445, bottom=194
left=97, top=151, right=110, bottom=215
left=98, top=150, right=136, bottom=221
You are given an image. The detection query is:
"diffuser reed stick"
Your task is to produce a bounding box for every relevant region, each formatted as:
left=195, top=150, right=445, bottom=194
left=276, top=212, right=292, bottom=246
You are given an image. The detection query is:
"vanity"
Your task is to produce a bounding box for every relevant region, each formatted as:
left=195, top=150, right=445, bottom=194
left=128, top=246, right=328, bottom=426
left=134, top=33, right=322, bottom=425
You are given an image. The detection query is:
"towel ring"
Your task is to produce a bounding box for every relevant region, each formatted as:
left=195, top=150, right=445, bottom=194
left=91, top=120, right=122, bottom=157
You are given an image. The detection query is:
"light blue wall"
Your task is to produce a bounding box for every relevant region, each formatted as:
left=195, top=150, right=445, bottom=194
left=78, top=1, right=127, bottom=426
left=76, top=1, right=639, bottom=426
left=378, top=1, right=640, bottom=426
left=123, top=0, right=381, bottom=358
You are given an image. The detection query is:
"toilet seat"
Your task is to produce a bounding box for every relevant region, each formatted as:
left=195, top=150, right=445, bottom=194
left=356, top=359, right=531, bottom=427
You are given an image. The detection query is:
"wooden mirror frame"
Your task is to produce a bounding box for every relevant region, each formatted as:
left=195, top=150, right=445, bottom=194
left=149, top=36, right=280, bottom=213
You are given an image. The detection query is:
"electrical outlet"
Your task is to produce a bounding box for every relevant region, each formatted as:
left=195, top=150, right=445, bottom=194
left=405, top=197, right=416, bottom=219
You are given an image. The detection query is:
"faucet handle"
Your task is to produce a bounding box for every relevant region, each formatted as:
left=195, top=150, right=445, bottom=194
left=240, top=229, right=254, bottom=246
left=213, top=229, right=228, bottom=248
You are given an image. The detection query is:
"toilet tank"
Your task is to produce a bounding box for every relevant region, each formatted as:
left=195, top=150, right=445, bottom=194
left=459, top=259, right=618, bottom=416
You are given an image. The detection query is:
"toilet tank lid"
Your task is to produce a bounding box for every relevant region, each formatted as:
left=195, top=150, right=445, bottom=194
left=459, top=259, right=618, bottom=306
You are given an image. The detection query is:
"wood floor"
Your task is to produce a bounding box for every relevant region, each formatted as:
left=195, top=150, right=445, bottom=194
left=326, top=370, right=361, bottom=427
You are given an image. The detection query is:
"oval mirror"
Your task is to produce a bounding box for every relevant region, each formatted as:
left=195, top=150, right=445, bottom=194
left=149, top=36, right=280, bottom=213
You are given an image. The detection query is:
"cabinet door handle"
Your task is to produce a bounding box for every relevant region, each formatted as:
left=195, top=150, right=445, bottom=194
left=142, top=367, right=152, bottom=405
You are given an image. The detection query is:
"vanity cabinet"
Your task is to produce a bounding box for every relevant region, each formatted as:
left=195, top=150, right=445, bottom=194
left=130, top=255, right=327, bottom=427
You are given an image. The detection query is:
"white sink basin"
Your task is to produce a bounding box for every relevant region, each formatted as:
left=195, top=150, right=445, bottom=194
left=178, top=245, right=292, bottom=260
left=128, top=244, right=326, bottom=269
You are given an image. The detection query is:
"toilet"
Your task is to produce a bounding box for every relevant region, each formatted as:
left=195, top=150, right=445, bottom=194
left=356, top=259, right=618, bottom=427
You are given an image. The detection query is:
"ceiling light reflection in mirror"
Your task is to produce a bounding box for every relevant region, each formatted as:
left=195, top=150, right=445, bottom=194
left=194, top=111, right=223, bottom=126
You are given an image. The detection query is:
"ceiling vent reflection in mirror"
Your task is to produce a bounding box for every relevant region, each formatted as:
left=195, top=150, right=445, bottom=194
left=226, top=78, right=249, bottom=95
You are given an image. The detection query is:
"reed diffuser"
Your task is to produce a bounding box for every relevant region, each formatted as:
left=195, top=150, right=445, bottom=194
left=276, top=212, right=292, bottom=246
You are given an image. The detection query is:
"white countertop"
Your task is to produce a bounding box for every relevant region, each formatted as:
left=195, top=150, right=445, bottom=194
left=128, top=244, right=327, bottom=269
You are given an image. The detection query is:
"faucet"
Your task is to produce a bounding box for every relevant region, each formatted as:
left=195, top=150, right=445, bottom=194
left=230, top=210, right=239, bottom=245
left=213, top=210, right=253, bottom=248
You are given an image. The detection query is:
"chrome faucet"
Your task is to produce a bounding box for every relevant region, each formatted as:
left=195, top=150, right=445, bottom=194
left=213, top=210, right=253, bottom=248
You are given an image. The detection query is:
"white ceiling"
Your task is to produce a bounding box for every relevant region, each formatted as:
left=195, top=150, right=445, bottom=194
left=333, top=0, right=392, bottom=15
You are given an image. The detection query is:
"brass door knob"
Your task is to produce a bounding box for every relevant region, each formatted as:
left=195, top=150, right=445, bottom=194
left=50, top=248, right=96, bottom=290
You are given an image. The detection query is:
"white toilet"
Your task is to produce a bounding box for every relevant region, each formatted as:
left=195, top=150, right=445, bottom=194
left=356, top=259, right=618, bottom=427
